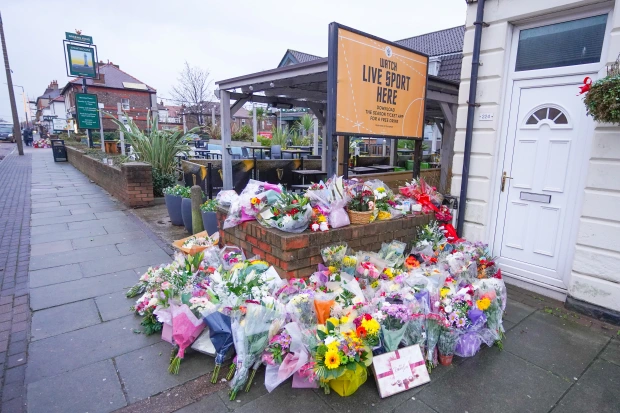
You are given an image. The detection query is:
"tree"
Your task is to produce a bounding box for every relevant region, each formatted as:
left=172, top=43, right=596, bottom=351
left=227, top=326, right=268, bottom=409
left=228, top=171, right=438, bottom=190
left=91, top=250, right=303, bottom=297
left=294, top=113, right=314, bottom=136
left=171, top=62, right=213, bottom=126
left=253, top=106, right=267, bottom=129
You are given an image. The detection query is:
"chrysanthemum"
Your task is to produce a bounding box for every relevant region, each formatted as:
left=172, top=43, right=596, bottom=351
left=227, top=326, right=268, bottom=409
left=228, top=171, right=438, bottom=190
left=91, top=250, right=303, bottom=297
left=476, top=297, right=491, bottom=311
left=324, top=350, right=341, bottom=369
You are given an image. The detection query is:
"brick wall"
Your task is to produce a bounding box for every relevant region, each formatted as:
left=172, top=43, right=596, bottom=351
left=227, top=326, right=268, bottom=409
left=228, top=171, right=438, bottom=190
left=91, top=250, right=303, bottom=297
left=65, top=84, right=155, bottom=130
left=218, top=210, right=432, bottom=280
left=66, top=147, right=154, bottom=207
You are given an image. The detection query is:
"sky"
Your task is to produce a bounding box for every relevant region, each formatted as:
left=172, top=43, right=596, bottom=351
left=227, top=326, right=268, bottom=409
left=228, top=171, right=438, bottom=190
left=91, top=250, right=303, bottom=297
left=0, top=0, right=467, bottom=123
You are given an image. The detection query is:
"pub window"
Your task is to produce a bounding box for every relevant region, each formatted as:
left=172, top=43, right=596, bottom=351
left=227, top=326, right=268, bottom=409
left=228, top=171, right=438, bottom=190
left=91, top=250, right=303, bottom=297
left=516, top=14, right=607, bottom=72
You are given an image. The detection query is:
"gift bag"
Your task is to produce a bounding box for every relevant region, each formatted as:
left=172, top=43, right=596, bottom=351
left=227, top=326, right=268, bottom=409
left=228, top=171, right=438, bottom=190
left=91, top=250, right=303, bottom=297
left=329, top=364, right=368, bottom=397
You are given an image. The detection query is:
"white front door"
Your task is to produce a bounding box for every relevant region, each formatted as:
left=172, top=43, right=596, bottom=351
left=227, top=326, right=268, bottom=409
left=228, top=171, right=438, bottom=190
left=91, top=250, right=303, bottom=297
left=494, top=75, right=591, bottom=290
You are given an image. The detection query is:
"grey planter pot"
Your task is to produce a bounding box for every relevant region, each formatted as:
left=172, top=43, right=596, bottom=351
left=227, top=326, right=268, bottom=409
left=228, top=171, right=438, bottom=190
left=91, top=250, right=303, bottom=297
left=201, top=211, right=218, bottom=236
left=165, top=194, right=183, bottom=226
left=181, top=198, right=193, bottom=234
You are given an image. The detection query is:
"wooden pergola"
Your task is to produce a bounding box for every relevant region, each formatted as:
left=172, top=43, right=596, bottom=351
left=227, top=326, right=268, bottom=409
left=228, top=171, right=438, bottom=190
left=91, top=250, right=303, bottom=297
left=215, top=58, right=458, bottom=192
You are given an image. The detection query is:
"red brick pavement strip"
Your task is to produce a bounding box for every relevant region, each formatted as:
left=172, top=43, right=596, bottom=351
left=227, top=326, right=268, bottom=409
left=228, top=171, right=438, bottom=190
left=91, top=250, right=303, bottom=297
left=0, top=152, right=32, bottom=413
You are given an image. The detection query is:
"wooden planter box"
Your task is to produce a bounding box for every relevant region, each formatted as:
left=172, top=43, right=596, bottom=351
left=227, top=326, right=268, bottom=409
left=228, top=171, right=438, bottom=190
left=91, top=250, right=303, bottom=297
left=217, top=210, right=432, bottom=279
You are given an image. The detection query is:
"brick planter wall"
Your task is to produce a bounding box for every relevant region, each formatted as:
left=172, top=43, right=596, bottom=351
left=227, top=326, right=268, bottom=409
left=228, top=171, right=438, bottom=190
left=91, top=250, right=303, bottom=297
left=66, top=146, right=154, bottom=207
left=218, top=210, right=432, bottom=279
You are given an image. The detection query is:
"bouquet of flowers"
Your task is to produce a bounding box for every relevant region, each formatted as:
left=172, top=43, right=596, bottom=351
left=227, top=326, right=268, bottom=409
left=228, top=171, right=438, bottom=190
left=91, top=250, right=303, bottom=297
left=229, top=302, right=281, bottom=400
left=438, top=327, right=460, bottom=365
left=168, top=302, right=206, bottom=374
left=215, top=260, right=281, bottom=309
left=321, top=243, right=348, bottom=268
left=379, top=240, right=407, bottom=268
left=310, top=206, right=330, bottom=232
left=305, top=181, right=331, bottom=211
left=261, top=191, right=312, bottom=233
left=326, top=175, right=351, bottom=228
left=219, top=246, right=245, bottom=271
left=355, top=259, right=382, bottom=283
left=223, top=180, right=282, bottom=229
left=313, top=290, right=337, bottom=325
left=353, top=313, right=381, bottom=348
left=399, top=178, right=441, bottom=213
left=424, top=313, right=444, bottom=371
left=313, top=319, right=371, bottom=395
left=203, top=308, right=235, bottom=383
left=342, top=255, right=357, bottom=276
left=377, top=303, right=411, bottom=352
left=263, top=329, right=292, bottom=366
left=347, top=183, right=375, bottom=225
left=264, top=322, right=310, bottom=392
left=439, top=280, right=475, bottom=330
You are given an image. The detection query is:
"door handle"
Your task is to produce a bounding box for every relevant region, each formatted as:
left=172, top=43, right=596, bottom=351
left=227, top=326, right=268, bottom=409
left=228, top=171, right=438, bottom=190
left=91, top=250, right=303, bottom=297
left=501, top=171, right=513, bottom=192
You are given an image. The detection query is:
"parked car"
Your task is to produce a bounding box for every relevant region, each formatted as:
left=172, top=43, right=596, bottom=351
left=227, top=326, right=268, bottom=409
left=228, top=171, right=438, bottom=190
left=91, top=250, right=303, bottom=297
left=0, top=123, right=14, bottom=142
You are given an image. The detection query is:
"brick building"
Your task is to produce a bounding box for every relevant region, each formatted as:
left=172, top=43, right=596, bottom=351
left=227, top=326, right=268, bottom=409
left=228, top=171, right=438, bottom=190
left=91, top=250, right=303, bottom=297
left=34, top=80, right=61, bottom=133
left=61, top=62, right=157, bottom=131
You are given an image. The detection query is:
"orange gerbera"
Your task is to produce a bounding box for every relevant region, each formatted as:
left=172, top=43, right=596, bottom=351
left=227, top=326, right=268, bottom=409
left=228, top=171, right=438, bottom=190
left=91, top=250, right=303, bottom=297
left=356, top=326, right=367, bottom=338
left=405, top=255, right=420, bottom=268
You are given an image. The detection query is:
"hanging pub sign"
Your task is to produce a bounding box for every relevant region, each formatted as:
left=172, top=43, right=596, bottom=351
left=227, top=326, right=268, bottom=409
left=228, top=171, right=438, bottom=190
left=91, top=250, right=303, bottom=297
left=63, top=32, right=98, bottom=79
left=327, top=23, right=429, bottom=139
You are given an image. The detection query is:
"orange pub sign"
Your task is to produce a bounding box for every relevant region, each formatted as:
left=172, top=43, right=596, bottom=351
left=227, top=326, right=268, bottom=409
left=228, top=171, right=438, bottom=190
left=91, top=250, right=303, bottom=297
left=328, top=24, right=429, bottom=139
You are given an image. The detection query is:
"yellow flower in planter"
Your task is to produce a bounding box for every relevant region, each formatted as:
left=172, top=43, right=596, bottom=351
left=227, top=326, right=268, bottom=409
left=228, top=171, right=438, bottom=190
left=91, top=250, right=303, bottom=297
left=377, top=210, right=391, bottom=220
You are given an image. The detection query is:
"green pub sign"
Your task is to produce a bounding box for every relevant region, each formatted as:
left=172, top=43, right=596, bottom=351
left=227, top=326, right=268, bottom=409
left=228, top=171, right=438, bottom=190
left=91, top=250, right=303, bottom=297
left=75, top=93, right=101, bottom=129
left=65, top=32, right=93, bottom=44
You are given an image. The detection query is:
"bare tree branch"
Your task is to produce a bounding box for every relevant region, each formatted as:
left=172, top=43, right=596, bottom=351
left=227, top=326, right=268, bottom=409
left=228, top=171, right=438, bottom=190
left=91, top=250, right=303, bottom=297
left=170, top=62, right=213, bottom=125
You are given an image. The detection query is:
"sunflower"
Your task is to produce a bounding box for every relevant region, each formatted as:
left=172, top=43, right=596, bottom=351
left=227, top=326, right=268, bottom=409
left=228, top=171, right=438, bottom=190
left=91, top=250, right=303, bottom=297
left=324, top=350, right=341, bottom=369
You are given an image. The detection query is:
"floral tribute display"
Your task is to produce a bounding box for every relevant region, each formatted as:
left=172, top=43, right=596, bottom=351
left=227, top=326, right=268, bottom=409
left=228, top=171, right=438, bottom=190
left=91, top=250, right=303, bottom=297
left=220, top=175, right=444, bottom=234
left=126, top=207, right=506, bottom=399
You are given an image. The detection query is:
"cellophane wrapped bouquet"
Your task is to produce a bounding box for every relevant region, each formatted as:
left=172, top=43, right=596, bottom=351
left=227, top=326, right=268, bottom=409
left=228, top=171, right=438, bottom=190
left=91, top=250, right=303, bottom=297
left=127, top=219, right=508, bottom=398
left=313, top=318, right=371, bottom=395
left=229, top=301, right=282, bottom=400
left=260, top=191, right=312, bottom=233
left=223, top=180, right=282, bottom=229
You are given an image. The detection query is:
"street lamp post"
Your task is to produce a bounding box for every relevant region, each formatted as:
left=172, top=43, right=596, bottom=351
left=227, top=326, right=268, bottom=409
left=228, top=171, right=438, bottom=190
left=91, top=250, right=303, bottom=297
left=5, top=83, right=30, bottom=128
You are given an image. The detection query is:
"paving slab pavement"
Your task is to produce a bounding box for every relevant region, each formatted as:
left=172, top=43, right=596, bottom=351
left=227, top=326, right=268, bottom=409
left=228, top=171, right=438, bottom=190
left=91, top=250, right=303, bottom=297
left=6, top=148, right=618, bottom=413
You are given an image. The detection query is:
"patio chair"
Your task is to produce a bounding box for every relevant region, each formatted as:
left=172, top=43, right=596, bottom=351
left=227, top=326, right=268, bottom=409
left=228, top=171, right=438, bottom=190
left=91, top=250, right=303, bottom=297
left=270, top=145, right=282, bottom=159
left=306, top=155, right=321, bottom=160
left=227, top=148, right=241, bottom=160
left=195, top=140, right=208, bottom=148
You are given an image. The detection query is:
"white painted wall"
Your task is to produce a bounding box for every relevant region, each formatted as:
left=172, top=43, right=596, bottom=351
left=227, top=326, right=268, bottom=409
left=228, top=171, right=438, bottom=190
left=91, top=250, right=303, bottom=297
left=453, top=0, right=620, bottom=311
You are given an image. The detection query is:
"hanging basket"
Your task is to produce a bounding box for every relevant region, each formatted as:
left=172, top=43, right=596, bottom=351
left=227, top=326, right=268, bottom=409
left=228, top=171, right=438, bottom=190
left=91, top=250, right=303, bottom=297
left=584, top=75, right=620, bottom=124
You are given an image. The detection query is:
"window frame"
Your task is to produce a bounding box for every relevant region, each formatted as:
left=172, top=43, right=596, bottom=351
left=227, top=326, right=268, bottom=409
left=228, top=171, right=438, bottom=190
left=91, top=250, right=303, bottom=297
left=509, top=6, right=613, bottom=81
left=121, top=98, right=130, bottom=111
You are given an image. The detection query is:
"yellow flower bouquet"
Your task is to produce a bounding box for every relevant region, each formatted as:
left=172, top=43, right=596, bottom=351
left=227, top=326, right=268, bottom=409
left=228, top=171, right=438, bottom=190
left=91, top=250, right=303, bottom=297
left=313, top=319, right=371, bottom=395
